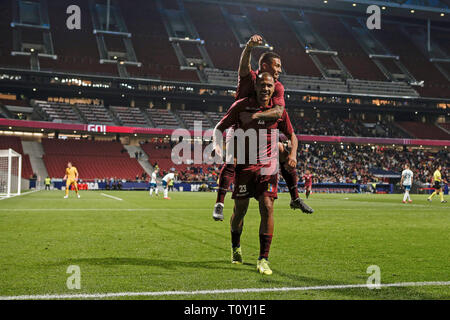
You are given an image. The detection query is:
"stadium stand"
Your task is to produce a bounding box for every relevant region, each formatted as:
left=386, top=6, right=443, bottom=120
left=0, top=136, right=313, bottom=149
left=245, top=6, right=322, bottom=77
left=41, top=0, right=119, bottom=76
left=123, top=0, right=199, bottom=82
left=41, top=138, right=143, bottom=180
left=205, top=69, right=419, bottom=97
left=281, top=74, right=348, bottom=93
left=141, top=141, right=213, bottom=175
left=289, top=111, right=410, bottom=138
left=305, top=13, right=386, bottom=81
left=290, top=114, right=358, bottom=137
left=141, top=142, right=171, bottom=160
left=205, top=111, right=226, bottom=125
left=346, top=79, right=419, bottom=97
left=0, top=99, right=29, bottom=108
left=146, top=108, right=182, bottom=129
left=1, top=0, right=448, bottom=99
left=0, top=1, right=31, bottom=70
left=298, top=143, right=449, bottom=185
left=110, top=106, right=148, bottom=127
left=33, top=100, right=82, bottom=123
left=76, top=105, right=116, bottom=125
left=0, top=136, right=34, bottom=178
left=184, top=2, right=243, bottom=71
left=0, top=98, right=33, bottom=120
left=139, top=139, right=448, bottom=186
left=395, top=122, right=450, bottom=140
left=371, top=23, right=450, bottom=98
left=203, top=68, right=237, bottom=87
left=440, top=123, right=450, bottom=131
left=176, top=110, right=212, bottom=129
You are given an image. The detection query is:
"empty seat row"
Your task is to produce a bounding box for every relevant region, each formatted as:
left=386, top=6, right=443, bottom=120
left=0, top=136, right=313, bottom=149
left=76, top=105, right=115, bottom=125
left=111, top=106, right=149, bottom=127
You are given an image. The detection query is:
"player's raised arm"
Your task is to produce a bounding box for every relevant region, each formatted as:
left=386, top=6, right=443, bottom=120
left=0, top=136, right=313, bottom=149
left=239, top=52, right=285, bottom=125
left=238, top=34, right=263, bottom=78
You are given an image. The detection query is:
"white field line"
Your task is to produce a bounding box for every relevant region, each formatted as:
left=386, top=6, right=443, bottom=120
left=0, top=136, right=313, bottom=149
left=1, top=281, right=449, bottom=300
left=0, top=208, right=200, bottom=211
left=100, top=193, right=123, bottom=201
left=0, top=189, right=41, bottom=201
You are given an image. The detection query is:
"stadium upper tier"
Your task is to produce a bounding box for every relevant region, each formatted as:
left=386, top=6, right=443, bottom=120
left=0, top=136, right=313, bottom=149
left=204, top=69, right=420, bottom=97
left=0, top=0, right=448, bottom=98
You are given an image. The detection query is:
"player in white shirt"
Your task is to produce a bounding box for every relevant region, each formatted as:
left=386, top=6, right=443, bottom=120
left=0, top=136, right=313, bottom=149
left=149, top=169, right=159, bottom=196
left=400, top=164, right=414, bottom=203
left=162, top=169, right=176, bottom=200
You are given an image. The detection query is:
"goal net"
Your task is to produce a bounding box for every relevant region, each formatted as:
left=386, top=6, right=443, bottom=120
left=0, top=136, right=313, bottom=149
left=0, top=149, right=22, bottom=198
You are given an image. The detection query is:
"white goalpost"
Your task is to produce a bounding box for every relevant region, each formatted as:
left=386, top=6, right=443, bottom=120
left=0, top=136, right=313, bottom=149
left=0, top=149, right=22, bottom=198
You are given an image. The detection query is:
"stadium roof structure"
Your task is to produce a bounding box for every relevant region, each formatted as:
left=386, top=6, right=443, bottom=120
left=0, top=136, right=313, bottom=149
left=342, top=0, right=449, bottom=12
left=381, top=0, right=449, bottom=9
left=216, top=0, right=450, bottom=20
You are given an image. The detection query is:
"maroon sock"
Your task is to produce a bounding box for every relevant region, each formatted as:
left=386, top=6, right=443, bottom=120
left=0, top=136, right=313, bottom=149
left=216, top=164, right=235, bottom=203
left=259, top=233, right=273, bottom=260
left=306, top=190, right=310, bottom=198
left=231, top=230, right=242, bottom=248
left=280, top=164, right=299, bottom=200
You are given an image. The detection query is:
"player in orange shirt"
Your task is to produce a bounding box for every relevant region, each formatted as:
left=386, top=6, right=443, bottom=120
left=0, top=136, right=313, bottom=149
left=63, top=162, right=80, bottom=199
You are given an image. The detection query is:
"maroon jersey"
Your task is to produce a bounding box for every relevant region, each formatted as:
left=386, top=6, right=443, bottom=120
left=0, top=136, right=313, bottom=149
left=303, top=174, right=313, bottom=187
left=236, top=70, right=285, bottom=107
left=216, top=97, right=293, bottom=169
left=223, top=70, right=285, bottom=143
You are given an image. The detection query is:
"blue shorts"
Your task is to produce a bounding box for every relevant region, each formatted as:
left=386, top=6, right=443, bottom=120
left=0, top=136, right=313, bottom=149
left=149, top=183, right=157, bottom=188
left=162, top=181, right=167, bottom=188
left=404, top=185, right=411, bottom=191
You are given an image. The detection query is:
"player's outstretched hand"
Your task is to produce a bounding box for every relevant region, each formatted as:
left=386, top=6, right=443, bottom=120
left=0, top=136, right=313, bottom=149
left=285, top=155, right=297, bottom=170
left=247, top=34, right=263, bottom=48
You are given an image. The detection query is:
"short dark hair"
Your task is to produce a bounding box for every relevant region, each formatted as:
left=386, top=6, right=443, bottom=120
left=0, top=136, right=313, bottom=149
left=256, top=72, right=274, bottom=83
left=258, top=52, right=281, bottom=68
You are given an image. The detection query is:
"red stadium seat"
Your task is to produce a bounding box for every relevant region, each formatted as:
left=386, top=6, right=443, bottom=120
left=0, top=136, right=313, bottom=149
left=0, top=136, right=34, bottom=178
left=41, top=138, right=143, bottom=180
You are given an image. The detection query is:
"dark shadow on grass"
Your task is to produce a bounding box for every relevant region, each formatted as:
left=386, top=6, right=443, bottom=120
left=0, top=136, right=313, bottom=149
left=53, top=257, right=258, bottom=274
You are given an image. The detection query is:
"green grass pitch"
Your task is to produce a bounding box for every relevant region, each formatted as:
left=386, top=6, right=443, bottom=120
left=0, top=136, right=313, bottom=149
left=0, top=190, right=449, bottom=300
